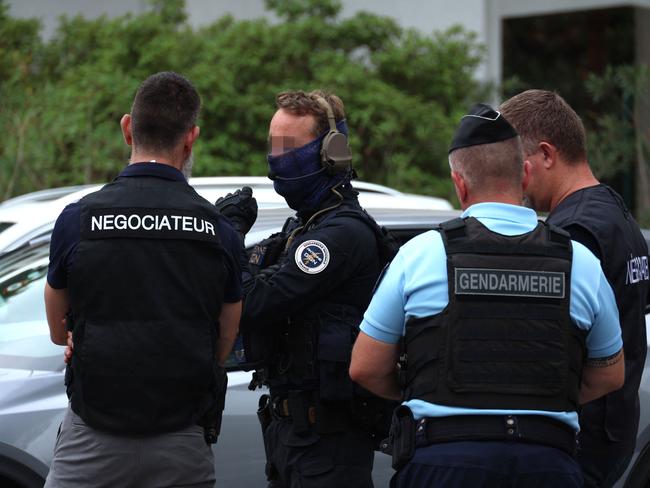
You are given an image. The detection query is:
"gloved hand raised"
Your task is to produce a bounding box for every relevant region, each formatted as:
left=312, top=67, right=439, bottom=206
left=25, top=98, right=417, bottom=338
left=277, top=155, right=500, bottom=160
left=214, top=186, right=258, bottom=236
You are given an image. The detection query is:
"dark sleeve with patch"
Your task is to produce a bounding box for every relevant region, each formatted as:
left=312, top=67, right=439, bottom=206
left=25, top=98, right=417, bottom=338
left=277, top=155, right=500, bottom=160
left=47, top=203, right=81, bottom=289
left=215, top=217, right=244, bottom=303
left=240, top=216, right=379, bottom=332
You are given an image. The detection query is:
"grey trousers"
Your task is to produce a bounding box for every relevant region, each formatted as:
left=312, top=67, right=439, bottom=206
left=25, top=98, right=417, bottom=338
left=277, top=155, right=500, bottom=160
left=44, top=405, right=215, bottom=488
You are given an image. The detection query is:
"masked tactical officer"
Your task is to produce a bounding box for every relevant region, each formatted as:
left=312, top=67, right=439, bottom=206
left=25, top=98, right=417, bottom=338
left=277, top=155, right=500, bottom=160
left=350, top=104, right=625, bottom=487
left=218, top=90, right=394, bottom=488
left=500, top=90, right=650, bottom=488
left=43, top=72, right=242, bottom=488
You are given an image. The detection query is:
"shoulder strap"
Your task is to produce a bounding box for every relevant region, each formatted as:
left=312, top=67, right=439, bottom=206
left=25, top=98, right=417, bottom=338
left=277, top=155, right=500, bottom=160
left=440, top=217, right=572, bottom=259
left=330, top=208, right=399, bottom=265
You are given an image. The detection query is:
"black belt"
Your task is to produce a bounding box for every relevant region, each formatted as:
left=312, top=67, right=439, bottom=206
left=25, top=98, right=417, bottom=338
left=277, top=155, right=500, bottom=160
left=269, top=391, right=353, bottom=434
left=418, top=415, right=578, bottom=457
left=270, top=396, right=317, bottom=424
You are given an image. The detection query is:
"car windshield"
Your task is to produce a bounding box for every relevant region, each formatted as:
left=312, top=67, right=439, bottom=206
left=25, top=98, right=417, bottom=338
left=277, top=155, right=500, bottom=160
left=0, top=244, right=64, bottom=371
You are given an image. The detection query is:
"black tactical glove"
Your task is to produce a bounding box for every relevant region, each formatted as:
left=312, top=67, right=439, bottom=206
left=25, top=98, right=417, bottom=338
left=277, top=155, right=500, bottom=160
left=214, top=186, right=258, bottom=236
left=257, top=263, right=281, bottom=281
left=242, top=263, right=281, bottom=294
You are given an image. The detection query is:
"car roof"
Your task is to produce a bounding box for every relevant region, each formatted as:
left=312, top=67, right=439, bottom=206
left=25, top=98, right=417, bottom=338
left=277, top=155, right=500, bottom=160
left=0, top=205, right=460, bottom=263
left=1, top=177, right=452, bottom=212
left=244, top=207, right=459, bottom=246
left=0, top=179, right=453, bottom=253
left=0, top=184, right=97, bottom=209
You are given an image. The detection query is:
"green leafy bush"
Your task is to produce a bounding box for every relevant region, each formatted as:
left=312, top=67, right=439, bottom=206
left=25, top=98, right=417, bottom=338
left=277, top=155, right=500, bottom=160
left=0, top=0, right=485, bottom=203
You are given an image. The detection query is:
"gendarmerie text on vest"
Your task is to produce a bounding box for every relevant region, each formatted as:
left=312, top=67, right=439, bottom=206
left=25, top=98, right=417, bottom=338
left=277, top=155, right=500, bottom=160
left=455, top=268, right=565, bottom=298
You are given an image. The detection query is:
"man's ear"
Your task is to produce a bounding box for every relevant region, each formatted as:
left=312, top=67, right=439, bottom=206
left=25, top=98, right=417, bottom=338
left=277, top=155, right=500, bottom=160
left=120, top=114, right=133, bottom=146
left=522, top=160, right=531, bottom=193
left=538, top=141, right=558, bottom=169
left=451, top=170, right=468, bottom=207
left=185, top=125, right=200, bottom=151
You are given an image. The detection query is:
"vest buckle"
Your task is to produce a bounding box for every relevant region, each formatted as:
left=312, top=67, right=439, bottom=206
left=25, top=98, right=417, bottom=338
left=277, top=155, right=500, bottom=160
left=504, top=415, right=520, bottom=437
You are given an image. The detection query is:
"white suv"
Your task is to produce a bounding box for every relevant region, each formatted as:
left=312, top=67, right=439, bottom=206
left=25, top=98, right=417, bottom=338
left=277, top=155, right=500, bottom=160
left=0, top=178, right=452, bottom=254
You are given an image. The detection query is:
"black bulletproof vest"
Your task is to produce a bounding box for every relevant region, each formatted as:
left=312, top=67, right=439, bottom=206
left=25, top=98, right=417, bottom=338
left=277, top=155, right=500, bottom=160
left=402, top=217, right=586, bottom=412
left=548, top=184, right=649, bottom=440
left=68, top=175, right=228, bottom=434
left=268, top=204, right=387, bottom=400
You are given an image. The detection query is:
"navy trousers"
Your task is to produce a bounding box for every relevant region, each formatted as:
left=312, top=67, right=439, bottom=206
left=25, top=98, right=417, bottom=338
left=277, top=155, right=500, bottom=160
left=263, top=417, right=374, bottom=488
left=392, top=440, right=583, bottom=488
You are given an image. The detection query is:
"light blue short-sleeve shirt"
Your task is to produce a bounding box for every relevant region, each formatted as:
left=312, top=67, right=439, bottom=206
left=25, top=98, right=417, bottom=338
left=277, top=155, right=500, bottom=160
left=360, top=202, right=623, bottom=431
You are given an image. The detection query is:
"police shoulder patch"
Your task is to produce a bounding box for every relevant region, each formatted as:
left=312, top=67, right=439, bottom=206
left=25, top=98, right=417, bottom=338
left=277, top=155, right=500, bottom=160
left=295, top=240, right=330, bottom=274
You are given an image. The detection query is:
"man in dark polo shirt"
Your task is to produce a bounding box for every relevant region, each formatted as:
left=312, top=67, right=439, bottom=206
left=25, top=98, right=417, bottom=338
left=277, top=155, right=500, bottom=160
left=501, top=90, right=649, bottom=487
left=44, top=71, right=243, bottom=488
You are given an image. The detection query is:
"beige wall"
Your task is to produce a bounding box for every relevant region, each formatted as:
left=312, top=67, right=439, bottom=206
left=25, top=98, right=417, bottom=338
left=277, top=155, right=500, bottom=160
left=8, top=0, right=650, bottom=87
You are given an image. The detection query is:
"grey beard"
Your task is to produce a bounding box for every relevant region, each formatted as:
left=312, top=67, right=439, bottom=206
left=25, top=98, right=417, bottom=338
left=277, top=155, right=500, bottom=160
left=181, top=153, right=194, bottom=179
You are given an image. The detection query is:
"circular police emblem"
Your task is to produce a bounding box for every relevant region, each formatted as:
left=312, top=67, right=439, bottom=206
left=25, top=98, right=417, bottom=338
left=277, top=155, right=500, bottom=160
left=295, top=240, right=330, bottom=274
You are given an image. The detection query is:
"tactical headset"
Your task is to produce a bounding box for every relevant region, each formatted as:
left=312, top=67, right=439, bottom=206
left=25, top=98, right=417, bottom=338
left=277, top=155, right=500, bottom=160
left=313, top=95, right=352, bottom=175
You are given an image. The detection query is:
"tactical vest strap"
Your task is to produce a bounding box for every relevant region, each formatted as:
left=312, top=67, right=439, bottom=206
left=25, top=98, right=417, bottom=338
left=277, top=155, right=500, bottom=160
left=327, top=208, right=399, bottom=265
left=442, top=218, right=573, bottom=259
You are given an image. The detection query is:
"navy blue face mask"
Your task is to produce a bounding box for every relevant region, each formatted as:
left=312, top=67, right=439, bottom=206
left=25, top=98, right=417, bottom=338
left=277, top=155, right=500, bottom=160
left=267, top=120, right=349, bottom=212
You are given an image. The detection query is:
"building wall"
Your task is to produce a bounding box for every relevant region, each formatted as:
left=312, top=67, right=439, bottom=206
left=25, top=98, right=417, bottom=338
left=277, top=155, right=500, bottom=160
left=8, top=0, right=148, bottom=38
left=8, top=0, right=487, bottom=74
left=8, top=0, right=486, bottom=39
left=7, top=0, right=650, bottom=85
left=484, top=0, right=650, bottom=92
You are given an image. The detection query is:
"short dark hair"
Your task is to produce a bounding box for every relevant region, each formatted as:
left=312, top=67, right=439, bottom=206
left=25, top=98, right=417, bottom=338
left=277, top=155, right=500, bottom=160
left=130, top=71, right=201, bottom=152
left=275, top=90, right=346, bottom=137
left=449, top=137, right=524, bottom=191
left=499, top=90, right=587, bottom=164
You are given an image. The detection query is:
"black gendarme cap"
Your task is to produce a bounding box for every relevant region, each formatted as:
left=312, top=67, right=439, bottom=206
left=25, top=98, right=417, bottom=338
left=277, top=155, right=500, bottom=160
left=449, top=103, right=518, bottom=154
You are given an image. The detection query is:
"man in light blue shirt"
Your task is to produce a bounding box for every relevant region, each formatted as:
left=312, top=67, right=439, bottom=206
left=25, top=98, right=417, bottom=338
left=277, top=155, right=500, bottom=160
left=350, top=103, right=624, bottom=488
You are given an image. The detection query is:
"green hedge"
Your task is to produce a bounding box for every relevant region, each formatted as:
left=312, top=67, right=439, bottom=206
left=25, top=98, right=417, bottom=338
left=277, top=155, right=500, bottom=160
left=0, top=0, right=486, bottom=203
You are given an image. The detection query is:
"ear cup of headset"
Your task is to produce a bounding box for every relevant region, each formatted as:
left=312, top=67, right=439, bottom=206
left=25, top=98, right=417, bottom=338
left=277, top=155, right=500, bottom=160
left=321, top=131, right=352, bottom=175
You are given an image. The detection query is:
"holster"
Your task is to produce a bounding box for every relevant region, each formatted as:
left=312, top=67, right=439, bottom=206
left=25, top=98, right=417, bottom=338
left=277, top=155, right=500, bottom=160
left=257, top=394, right=278, bottom=481
left=388, top=405, right=417, bottom=470
left=257, top=394, right=272, bottom=434
left=201, top=365, right=227, bottom=445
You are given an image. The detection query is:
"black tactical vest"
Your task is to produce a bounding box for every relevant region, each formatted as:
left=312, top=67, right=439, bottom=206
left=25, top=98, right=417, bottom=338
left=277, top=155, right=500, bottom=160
left=68, top=175, right=228, bottom=434
left=402, top=217, right=586, bottom=412
left=548, top=184, right=649, bottom=441
left=268, top=204, right=392, bottom=401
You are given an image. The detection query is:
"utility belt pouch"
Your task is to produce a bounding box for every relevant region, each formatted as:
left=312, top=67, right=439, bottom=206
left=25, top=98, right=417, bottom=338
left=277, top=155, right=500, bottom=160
left=317, top=306, right=357, bottom=402
left=389, top=405, right=417, bottom=470
left=315, top=401, right=347, bottom=434
left=288, top=390, right=310, bottom=434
